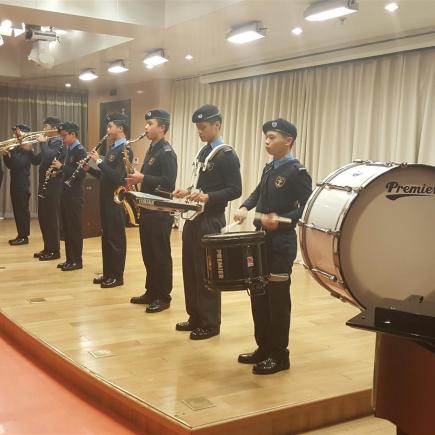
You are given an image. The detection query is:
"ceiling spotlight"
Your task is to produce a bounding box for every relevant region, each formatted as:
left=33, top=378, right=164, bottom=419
left=385, top=2, right=399, bottom=12
left=79, top=69, right=98, bottom=81
left=304, top=0, right=359, bottom=22
left=108, top=59, right=128, bottom=73
left=292, top=27, right=303, bottom=35
left=227, top=21, right=265, bottom=44
left=65, top=83, right=71, bottom=88
left=185, top=54, right=193, bottom=60
left=143, top=49, right=168, bottom=67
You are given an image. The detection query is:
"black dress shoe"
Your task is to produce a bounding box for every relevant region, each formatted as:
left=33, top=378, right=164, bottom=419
left=146, top=299, right=170, bottom=313
left=57, top=261, right=68, bottom=269
left=9, top=237, right=29, bottom=246
left=238, top=348, right=269, bottom=364
left=101, top=277, right=124, bottom=288
left=34, top=250, right=46, bottom=258
left=175, top=321, right=197, bottom=331
left=8, top=237, right=18, bottom=244
left=39, top=252, right=61, bottom=261
left=252, top=357, right=290, bottom=375
left=190, top=327, right=220, bottom=340
left=93, top=275, right=105, bottom=284
left=62, top=262, right=83, bottom=271
left=130, top=293, right=152, bottom=304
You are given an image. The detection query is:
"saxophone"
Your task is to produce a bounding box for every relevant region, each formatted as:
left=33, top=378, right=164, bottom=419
left=113, top=132, right=147, bottom=225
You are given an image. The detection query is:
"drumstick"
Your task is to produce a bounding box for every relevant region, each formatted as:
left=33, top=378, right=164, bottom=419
left=254, top=212, right=293, bottom=225
left=220, top=221, right=241, bottom=233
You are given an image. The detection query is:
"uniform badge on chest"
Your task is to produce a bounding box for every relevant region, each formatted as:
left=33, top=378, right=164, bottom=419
left=108, top=154, right=115, bottom=162
left=275, top=175, right=286, bottom=188
left=148, top=157, right=155, bottom=166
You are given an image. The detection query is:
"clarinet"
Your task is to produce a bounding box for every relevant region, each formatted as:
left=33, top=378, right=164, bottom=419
left=64, top=134, right=108, bottom=187
left=38, top=141, right=64, bottom=199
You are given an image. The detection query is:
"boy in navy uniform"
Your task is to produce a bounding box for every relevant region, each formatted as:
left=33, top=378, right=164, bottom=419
left=32, top=116, right=65, bottom=261
left=51, top=122, right=87, bottom=271
left=87, top=113, right=132, bottom=288
left=173, top=104, right=242, bottom=340
left=127, top=109, right=178, bottom=313
left=3, top=124, right=33, bottom=245
left=234, top=119, right=312, bottom=374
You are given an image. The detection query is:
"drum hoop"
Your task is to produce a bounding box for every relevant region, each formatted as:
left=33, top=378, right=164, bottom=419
left=202, top=231, right=266, bottom=246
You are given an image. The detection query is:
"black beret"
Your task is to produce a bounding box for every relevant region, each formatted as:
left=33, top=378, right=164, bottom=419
left=43, top=116, right=62, bottom=126
left=262, top=118, right=297, bottom=139
left=145, top=109, right=170, bottom=122
left=58, top=121, right=80, bottom=133
left=192, top=104, right=221, bottom=123
left=12, top=123, right=31, bottom=132
left=106, top=112, right=129, bottom=126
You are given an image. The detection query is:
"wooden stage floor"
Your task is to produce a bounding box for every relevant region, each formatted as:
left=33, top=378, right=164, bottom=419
left=0, top=219, right=377, bottom=434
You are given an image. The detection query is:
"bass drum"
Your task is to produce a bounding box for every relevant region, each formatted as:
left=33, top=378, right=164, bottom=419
left=299, top=161, right=435, bottom=309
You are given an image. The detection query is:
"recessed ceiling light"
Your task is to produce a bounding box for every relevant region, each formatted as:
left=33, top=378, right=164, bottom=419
left=143, top=49, right=168, bottom=67
left=136, top=90, right=144, bottom=94
left=108, top=60, right=128, bottom=73
left=385, top=2, right=399, bottom=12
left=227, top=21, right=265, bottom=44
left=79, top=69, right=98, bottom=81
left=185, top=54, right=193, bottom=60
left=304, top=0, right=359, bottom=22
left=65, top=83, right=71, bottom=88
left=292, top=27, right=303, bottom=35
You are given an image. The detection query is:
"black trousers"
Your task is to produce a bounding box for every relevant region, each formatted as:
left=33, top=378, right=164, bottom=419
left=61, top=195, right=83, bottom=263
left=139, top=211, right=173, bottom=303
left=37, top=184, right=62, bottom=253
left=250, top=231, right=297, bottom=360
left=182, top=212, right=225, bottom=330
left=11, top=186, right=30, bottom=238
left=100, top=198, right=126, bottom=279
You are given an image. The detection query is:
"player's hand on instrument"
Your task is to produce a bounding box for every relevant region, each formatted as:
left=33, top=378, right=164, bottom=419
left=125, top=169, right=143, bottom=186
left=234, top=207, right=248, bottom=223
left=89, top=149, right=99, bottom=162
left=81, top=160, right=90, bottom=172
left=51, top=159, right=62, bottom=170
left=261, top=212, right=279, bottom=231
left=172, top=188, right=189, bottom=198
left=37, top=134, right=47, bottom=143
left=186, top=191, right=209, bottom=203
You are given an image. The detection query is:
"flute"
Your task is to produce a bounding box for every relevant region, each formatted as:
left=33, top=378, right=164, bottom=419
left=64, top=134, right=109, bottom=188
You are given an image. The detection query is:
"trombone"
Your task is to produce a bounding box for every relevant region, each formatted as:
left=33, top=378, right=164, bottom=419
left=0, top=129, right=58, bottom=153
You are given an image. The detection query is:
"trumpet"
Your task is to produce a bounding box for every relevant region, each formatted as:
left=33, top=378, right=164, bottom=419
left=0, top=129, right=58, bottom=153
left=64, top=134, right=109, bottom=187
left=113, top=132, right=147, bottom=225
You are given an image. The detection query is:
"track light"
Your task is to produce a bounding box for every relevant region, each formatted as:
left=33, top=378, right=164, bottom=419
left=304, top=0, right=359, bottom=22
left=108, top=60, right=128, bottom=73
left=79, top=68, right=98, bottom=81
left=226, top=21, right=265, bottom=44
left=143, top=49, right=168, bottom=67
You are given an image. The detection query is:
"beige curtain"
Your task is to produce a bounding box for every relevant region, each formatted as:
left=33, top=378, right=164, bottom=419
left=0, top=86, right=88, bottom=217
left=169, top=48, right=435, bottom=224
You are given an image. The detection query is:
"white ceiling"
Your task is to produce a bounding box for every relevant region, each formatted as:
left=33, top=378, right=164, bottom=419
left=1, top=0, right=435, bottom=90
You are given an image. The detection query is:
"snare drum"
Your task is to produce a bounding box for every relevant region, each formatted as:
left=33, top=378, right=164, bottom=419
left=202, top=231, right=269, bottom=295
left=299, top=161, right=435, bottom=309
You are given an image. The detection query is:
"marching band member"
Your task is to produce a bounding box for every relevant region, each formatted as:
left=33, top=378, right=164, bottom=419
left=173, top=104, right=242, bottom=340
left=87, top=113, right=132, bottom=288
left=3, top=124, right=33, bottom=246
left=127, top=109, right=178, bottom=313
left=51, top=122, right=87, bottom=271
left=234, top=119, right=312, bottom=375
left=31, top=116, right=64, bottom=261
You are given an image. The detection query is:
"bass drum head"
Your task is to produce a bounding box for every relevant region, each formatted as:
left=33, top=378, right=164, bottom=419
left=340, top=164, right=435, bottom=309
